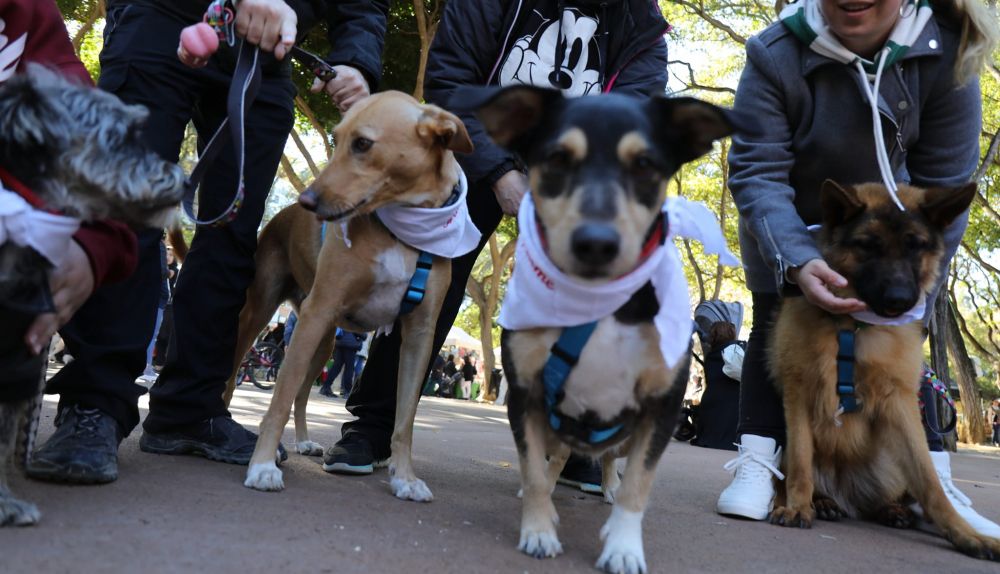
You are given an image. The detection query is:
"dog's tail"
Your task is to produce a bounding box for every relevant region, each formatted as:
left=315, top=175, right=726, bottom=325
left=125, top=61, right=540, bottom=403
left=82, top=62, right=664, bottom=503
left=167, top=223, right=189, bottom=263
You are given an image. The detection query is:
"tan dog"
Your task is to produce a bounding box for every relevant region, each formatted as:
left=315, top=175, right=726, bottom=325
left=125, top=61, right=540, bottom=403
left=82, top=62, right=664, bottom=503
left=770, top=181, right=1000, bottom=561
left=235, top=91, right=472, bottom=500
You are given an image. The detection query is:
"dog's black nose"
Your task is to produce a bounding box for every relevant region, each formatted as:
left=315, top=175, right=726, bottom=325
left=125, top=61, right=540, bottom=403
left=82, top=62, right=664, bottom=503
left=571, top=224, right=620, bottom=266
left=299, top=189, right=318, bottom=211
left=880, top=285, right=917, bottom=317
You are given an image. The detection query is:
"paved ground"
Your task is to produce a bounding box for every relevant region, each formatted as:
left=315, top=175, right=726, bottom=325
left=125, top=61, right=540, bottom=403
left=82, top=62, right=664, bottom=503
left=3, top=370, right=1000, bottom=574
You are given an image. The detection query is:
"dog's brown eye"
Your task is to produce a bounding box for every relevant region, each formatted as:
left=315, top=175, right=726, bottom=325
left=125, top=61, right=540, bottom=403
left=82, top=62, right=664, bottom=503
left=351, top=137, right=374, bottom=154
left=853, top=236, right=881, bottom=251
left=904, top=234, right=930, bottom=251
left=631, top=155, right=657, bottom=178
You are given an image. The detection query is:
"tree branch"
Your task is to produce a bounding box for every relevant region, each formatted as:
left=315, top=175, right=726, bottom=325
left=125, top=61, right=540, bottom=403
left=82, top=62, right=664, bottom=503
left=289, top=128, right=321, bottom=178
left=673, top=0, right=748, bottom=45
left=72, top=0, right=105, bottom=52
left=280, top=154, right=306, bottom=193
left=668, top=60, right=736, bottom=95
left=294, top=96, right=333, bottom=159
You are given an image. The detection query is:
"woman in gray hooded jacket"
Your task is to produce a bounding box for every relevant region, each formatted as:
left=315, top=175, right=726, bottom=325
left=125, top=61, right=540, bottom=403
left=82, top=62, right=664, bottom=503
left=718, top=0, right=999, bottom=535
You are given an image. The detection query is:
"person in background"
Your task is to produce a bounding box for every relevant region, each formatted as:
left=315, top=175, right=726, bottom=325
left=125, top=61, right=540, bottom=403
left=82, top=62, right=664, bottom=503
left=319, top=329, right=367, bottom=399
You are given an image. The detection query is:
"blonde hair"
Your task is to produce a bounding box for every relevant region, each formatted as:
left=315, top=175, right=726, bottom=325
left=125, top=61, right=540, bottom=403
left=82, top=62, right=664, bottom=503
left=933, top=0, right=1000, bottom=84
left=773, top=0, right=999, bottom=83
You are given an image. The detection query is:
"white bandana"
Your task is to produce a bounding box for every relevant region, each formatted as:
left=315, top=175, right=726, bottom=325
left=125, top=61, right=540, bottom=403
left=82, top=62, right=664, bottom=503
left=498, top=193, right=738, bottom=369
left=373, top=169, right=481, bottom=258
left=0, top=186, right=80, bottom=267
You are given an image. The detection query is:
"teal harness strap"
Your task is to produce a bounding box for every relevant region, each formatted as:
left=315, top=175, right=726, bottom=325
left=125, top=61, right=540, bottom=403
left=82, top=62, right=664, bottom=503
left=542, top=322, right=624, bottom=445
left=837, top=328, right=861, bottom=413
left=399, top=251, right=434, bottom=315
left=319, top=222, right=432, bottom=316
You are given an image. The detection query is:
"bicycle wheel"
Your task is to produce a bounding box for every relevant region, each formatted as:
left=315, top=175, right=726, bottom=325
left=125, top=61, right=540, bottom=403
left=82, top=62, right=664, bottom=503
left=250, top=342, right=281, bottom=390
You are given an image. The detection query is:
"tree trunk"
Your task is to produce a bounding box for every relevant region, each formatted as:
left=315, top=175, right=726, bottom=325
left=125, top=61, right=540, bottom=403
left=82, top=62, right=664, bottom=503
left=945, top=294, right=988, bottom=444
left=294, top=96, right=333, bottom=159
left=712, top=140, right=729, bottom=300
left=412, top=0, right=440, bottom=102
left=289, top=128, right=321, bottom=178
left=72, top=0, right=105, bottom=53
left=280, top=154, right=307, bottom=193
left=929, top=288, right=957, bottom=450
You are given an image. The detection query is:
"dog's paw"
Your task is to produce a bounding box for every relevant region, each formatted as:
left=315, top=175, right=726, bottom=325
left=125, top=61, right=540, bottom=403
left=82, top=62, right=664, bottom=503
left=295, top=440, right=324, bottom=457
left=597, top=507, right=646, bottom=574
left=244, top=462, right=284, bottom=491
left=0, top=495, right=40, bottom=527
left=603, top=484, right=620, bottom=505
left=875, top=503, right=916, bottom=529
left=948, top=532, right=1000, bottom=562
left=518, top=528, right=563, bottom=559
left=769, top=505, right=814, bottom=529
left=813, top=495, right=848, bottom=522
left=390, top=477, right=434, bottom=502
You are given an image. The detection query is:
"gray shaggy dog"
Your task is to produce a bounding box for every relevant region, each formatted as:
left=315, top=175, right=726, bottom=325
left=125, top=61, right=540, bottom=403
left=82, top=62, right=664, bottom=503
left=0, top=65, right=185, bottom=526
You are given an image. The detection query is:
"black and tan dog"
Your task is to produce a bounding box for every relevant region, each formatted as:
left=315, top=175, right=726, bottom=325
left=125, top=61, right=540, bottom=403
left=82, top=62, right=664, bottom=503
left=769, top=180, right=1000, bottom=561
left=237, top=91, right=473, bottom=500
left=0, top=67, right=184, bottom=526
left=470, top=86, right=748, bottom=574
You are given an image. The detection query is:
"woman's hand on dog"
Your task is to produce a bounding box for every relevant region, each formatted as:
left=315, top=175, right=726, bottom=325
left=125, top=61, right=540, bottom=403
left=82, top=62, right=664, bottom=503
left=790, top=259, right=867, bottom=315
left=493, top=170, right=529, bottom=215
left=24, top=242, right=95, bottom=356
left=235, top=0, right=298, bottom=61
left=310, top=66, right=370, bottom=113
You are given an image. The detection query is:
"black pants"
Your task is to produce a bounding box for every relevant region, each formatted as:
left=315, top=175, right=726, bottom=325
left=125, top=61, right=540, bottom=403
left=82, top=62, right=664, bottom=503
left=341, top=177, right=504, bottom=457
left=736, top=291, right=946, bottom=450
left=47, top=5, right=295, bottom=435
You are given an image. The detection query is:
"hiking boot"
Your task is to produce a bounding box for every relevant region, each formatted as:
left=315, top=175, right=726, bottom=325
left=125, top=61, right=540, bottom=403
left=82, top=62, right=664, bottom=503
left=557, top=454, right=603, bottom=495
left=26, top=405, right=122, bottom=484
left=716, top=434, right=785, bottom=520
left=140, top=416, right=287, bottom=465
left=929, top=451, right=1000, bottom=537
left=322, top=432, right=388, bottom=475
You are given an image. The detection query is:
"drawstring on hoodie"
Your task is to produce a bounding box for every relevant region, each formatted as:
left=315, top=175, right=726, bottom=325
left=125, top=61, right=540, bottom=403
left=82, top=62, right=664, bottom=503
left=854, top=51, right=906, bottom=211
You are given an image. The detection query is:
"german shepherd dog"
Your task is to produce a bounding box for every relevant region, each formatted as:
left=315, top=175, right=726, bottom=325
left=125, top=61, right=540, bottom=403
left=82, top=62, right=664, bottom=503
left=0, top=66, right=185, bottom=526
left=770, top=180, right=1000, bottom=561
left=469, top=86, right=749, bottom=574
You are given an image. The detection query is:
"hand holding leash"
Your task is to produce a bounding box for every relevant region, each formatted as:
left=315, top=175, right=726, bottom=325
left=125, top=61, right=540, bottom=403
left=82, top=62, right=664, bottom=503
left=790, top=259, right=867, bottom=314
left=178, top=0, right=297, bottom=67
left=309, top=64, right=369, bottom=112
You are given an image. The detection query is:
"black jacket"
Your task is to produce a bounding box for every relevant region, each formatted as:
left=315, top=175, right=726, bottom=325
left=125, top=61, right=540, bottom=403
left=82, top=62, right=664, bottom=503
left=425, top=0, right=670, bottom=188
left=111, top=0, right=389, bottom=88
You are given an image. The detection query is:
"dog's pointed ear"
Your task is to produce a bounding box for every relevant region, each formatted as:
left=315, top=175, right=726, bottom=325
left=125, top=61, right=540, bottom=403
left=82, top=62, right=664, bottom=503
left=921, top=183, right=976, bottom=229
left=820, top=179, right=865, bottom=226
left=450, top=86, right=563, bottom=152
left=417, top=105, right=474, bottom=154
left=649, top=97, right=759, bottom=163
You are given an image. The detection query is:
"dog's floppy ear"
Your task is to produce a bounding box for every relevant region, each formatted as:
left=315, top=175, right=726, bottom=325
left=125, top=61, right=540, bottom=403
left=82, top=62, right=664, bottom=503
left=417, top=105, right=474, bottom=154
left=650, top=97, right=758, bottom=163
left=921, top=183, right=977, bottom=229
left=820, top=179, right=865, bottom=226
left=451, top=85, right=563, bottom=151
left=0, top=70, right=63, bottom=157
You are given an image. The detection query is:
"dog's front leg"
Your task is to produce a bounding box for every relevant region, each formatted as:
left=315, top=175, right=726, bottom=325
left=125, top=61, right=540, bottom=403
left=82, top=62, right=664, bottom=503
left=245, top=300, right=335, bottom=491
left=770, top=384, right=816, bottom=528
left=0, top=401, right=40, bottom=526
left=515, top=409, right=563, bottom=558
left=293, top=334, right=336, bottom=456
left=387, top=263, right=450, bottom=502
left=889, top=402, right=1000, bottom=561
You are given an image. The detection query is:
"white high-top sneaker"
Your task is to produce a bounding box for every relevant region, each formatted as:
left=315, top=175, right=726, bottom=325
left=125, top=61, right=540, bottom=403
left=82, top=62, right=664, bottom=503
left=929, top=450, right=1000, bottom=538
left=717, top=434, right=785, bottom=520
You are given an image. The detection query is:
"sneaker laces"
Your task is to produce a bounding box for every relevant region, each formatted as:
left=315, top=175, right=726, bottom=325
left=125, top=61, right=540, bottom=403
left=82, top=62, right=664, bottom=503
left=71, top=407, right=105, bottom=438
left=723, top=444, right=786, bottom=482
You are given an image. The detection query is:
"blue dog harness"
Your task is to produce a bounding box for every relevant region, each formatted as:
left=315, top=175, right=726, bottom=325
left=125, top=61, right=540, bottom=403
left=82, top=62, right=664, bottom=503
left=836, top=328, right=861, bottom=413
left=542, top=321, right=625, bottom=445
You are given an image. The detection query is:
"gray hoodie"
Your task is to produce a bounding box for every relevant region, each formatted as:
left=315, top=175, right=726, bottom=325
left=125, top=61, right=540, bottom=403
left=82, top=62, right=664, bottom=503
left=728, top=15, right=981, bottom=295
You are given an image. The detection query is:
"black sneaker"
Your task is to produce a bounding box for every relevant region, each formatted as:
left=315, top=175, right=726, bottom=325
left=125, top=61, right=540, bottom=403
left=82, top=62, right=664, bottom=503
left=557, top=454, right=602, bottom=495
left=26, top=405, right=122, bottom=484
left=139, top=416, right=287, bottom=465
left=322, top=433, right=387, bottom=475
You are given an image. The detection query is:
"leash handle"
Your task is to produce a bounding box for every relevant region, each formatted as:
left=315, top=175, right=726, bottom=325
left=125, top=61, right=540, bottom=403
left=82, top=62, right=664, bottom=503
left=182, top=39, right=259, bottom=227
left=919, top=368, right=958, bottom=436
